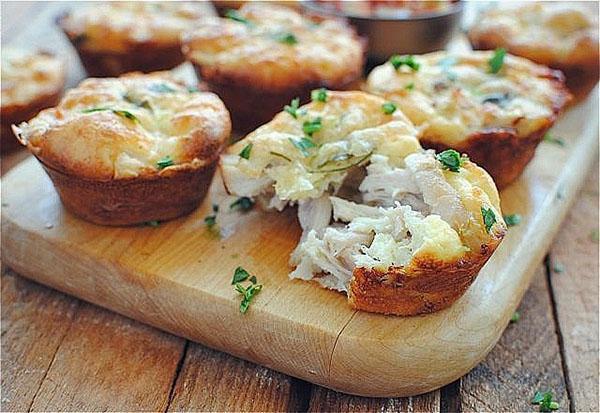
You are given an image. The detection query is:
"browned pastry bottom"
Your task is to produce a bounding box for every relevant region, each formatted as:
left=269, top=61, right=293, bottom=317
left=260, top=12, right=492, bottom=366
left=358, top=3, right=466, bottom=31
left=39, top=160, right=217, bottom=226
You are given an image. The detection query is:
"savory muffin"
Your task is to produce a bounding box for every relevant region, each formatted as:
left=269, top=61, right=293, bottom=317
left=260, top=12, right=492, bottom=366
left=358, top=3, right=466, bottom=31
left=365, top=51, right=571, bottom=188
left=221, top=91, right=506, bottom=316
left=468, top=2, right=599, bottom=92
left=58, top=2, right=217, bottom=77
left=182, top=3, right=365, bottom=132
left=1, top=48, right=66, bottom=152
left=13, top=72, right=231, bottom=226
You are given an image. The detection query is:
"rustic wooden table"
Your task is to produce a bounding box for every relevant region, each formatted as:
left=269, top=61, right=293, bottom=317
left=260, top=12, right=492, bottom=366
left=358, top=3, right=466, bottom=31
left=1, top=2, right=599, bottom=412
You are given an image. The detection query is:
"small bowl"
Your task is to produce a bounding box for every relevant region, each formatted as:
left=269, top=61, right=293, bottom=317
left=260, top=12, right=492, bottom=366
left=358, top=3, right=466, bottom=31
left=302, top=1, right=463, bottom=64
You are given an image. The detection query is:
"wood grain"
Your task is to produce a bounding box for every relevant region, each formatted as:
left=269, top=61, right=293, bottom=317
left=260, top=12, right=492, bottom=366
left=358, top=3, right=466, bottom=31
left=459, top=267, right=569, bottom=412
left=548, top=164, right=599, bottom=413
left=308, top=387, right=440, bottom=412
left=1, top=87, right=597, bottom=397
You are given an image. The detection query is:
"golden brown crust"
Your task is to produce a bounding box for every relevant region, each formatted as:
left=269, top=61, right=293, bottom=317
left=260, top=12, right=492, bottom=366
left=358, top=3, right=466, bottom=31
left=183, top=3, right=365, bottom=132
left=349, top=237, right=503, bottom=316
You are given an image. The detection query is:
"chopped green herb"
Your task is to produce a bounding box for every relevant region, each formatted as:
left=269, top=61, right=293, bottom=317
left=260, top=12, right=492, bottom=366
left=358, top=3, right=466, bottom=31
left=488, top=48, right=506, bottom=74
left=212, top=204, right=219, bottom=213
left=504, top=214, right=522, bottom=227
left=145, top=220, right=160, bottom=227
left=311, top=88, right=328, bottom=102
left=481, top=207, right=497, bottom=233
left=553, top=262, right=565, bottom=273
left=382, top=102, right=397, bottom=115
left=156, top=156, right=174, bottom=170
left=239, top=143, right=253, bottom=160
left=389, top=54, right=420, bottom=71
left=289, top=136, right=316, bottom=157
left=309, top=151, right=372, bottom=174
left=532, top=391, right=559, bottom=412
left=284, top=97, right=300, bottom=118
left=405, top=82, right=415, bottom=90
left=302, top=117, right=322, bottom=136
left=148, top=83, right=176, bottom=93
left=270, top=151, right=292, bottom=162
left=123, top=93, right=152, bottom=111
left=273, top=31, right=298, bottom=45
left=436, top=149, right=465, bottom=172
left=249, top=275, right=257, bottom=284
left=231, top=266, right=250, bottom=284
left=112, top=109, right=138, bottom=122
left=235, top=282, right=263, bottom=313
left=543, top=132, right=565, bottom=146
left=225, top=9, right=252, bottom=25
left=204, top=214, right=217, bottom=228
left=230, top=196, right=254, bottom=212
left=510, top=311, right=520, bottom=323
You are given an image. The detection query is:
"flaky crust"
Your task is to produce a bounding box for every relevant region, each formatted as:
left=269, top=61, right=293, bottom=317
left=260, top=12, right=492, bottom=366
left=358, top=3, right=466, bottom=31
left=57, top=2, right=216, bottom=76
left=14, top=72, right=231, bottom=225
left=365, top=51, right=571, bottom=188
left=468, top=2, right=599, bottom=91
left=183, top=3, right=365, bottom=132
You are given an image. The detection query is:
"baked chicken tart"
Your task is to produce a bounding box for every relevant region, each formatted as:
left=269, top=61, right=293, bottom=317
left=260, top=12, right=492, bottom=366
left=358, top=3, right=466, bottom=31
left=58, top=2, right=217, bottom=77
left=1, top=48, right=66, bottom=152
left=13, top=72, right=231, bottom=226
left=182, top=3, right=365, bottom=132
left=221, top=91, right=506, bottom=316
left=468, top=2, right=599, bottom=93
left=365, top=51, right=571, bottom=188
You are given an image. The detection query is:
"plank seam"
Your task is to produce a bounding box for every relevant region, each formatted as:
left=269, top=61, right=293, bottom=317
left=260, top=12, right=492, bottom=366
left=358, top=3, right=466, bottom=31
left=26, top=301, right=81, bottom=412
left=545, top=255, right=575, bottom=412
left=163, top=340, right=190, bottom=412
left=326, top=310, right=357, bottom=381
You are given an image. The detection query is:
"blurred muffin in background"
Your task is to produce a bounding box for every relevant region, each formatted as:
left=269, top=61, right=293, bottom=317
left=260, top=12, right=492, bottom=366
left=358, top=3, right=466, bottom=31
left=183, top=3, right=365, bottom=133
left=58, top=2, right=216, bottom=77
left=468, top=2, right=599, bottom=95
left=365, top=51, right=571, bottom=188
left=1, top=48, right=66, bottom=152
left=212, top=0, right=303, bottom=15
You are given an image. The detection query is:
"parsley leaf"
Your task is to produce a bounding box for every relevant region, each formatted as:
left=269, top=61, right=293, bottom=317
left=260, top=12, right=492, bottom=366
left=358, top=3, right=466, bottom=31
left=235, top=282, right=263, bottom=314
left=270, top=151, right=292, bottom=162
left=504, top=214, right=522, bottom=227
left=436, top=149, right=465, bottom=172
left=389, top=54, right=420, bottom=71
left=481, top=207, right=497, bottom=233
left=382, top=102, right=397, bottom=115
left=230, top=196, right=254, bottom=212
left=405, top=82, right=415, bottom=90
left=289, top=136, right=316, bottom=157
left=543, top=132, right=565, bottom=146
left=531, top=391, right=559, bottom=412
left=225, top=9, right=252, bottom=25
left=488, top=48, right=506, bottom=74
left=309, top=151, right=372, bottom=174
left=273, top=31, right=298, bottom=45
left=82, top=107, right=138, bottom=122
left=239, top=143, right=253, bottom=160
left=510, top=311, right=520, bottom=323
left=284, top=97, right=300, bottom=118
left=311, top=88, right=328, bottom=102
left=148, top=83, right=176, bottom=93
left=231, top=266, right=250, bottom=284
left=302, top=117, right=322, bottom=136
left=156, top=156, right=174, bottom=170
left=204, top=215, right=216, bottom=228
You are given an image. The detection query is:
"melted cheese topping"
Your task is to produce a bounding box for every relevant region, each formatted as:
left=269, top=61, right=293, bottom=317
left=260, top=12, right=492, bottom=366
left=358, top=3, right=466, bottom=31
left=223, top=91, right=421, bottom=201
left=469, top=2, right=599, bottom=67
left=60, top=2, right=216, bottom=52
left=1, top=48, right=65, bottom=107
left=183, top=3, right=365, bottom=90
left=366, top=51, right=565, bottom=145
left=14, top=72, right=230, bottom=179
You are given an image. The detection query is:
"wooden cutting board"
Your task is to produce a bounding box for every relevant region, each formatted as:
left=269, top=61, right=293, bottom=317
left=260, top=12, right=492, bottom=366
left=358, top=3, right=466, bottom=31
left=2, top=87, right=597, bottom=397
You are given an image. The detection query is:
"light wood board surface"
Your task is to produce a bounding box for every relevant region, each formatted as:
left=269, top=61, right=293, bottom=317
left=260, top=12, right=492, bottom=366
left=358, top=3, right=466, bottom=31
left=2, top=84, right=597, bottom=396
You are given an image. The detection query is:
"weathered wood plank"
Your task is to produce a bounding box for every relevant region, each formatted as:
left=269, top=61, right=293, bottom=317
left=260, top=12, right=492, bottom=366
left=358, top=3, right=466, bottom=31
left=0, top=269, right=79, bottom=412
left=308, top=387, right=440, bottom=412
left=548, top=163, right=599, bottom=412
left=459, top=267, right=569, bottom=412
left=27, top=299, right=186, bottom=411
left=167, top=342, right=304, bottom=412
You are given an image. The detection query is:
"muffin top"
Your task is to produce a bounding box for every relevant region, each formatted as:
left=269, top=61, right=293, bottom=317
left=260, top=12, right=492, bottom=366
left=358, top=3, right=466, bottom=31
left=14, top=72, right=231, bottom=180
left=59, top=2, right=216, bottom=52
left=468, top=2, right=599, bottom=68
left=183, top=4, right=365, bottom=91
left=1, top=48, right=65, bottom=108
left=365, top=51, right=570, bottom=145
